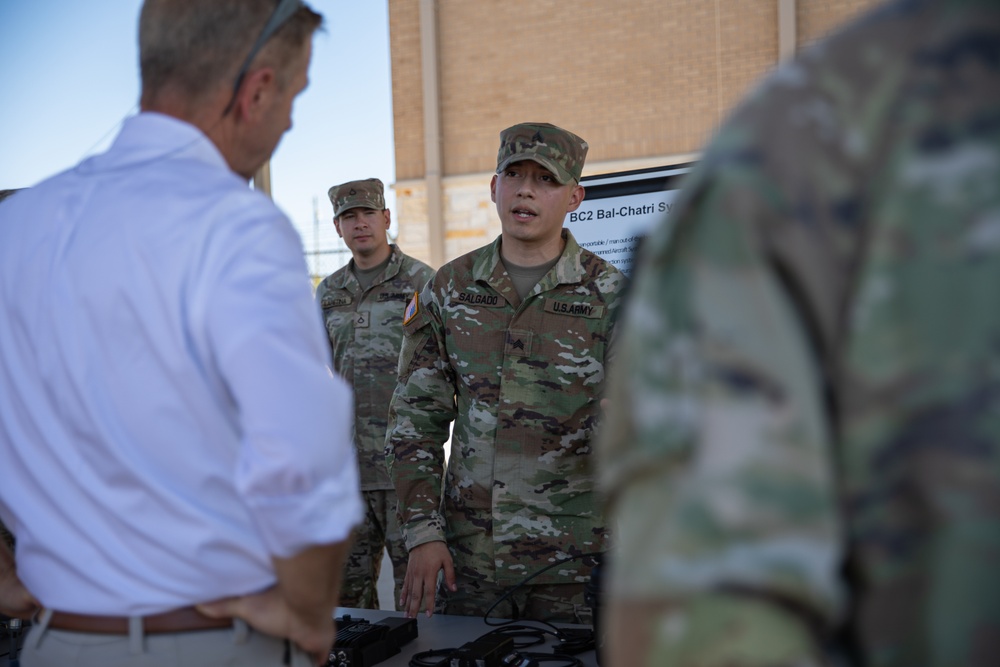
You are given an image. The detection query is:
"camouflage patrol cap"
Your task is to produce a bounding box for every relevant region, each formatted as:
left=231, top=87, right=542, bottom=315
left=327, top=178, right=386, bottom=218
left=496, top=122, right=589, bottom=185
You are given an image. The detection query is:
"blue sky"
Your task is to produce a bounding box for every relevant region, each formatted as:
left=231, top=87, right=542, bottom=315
left=0, top=1, right=395, bottom=271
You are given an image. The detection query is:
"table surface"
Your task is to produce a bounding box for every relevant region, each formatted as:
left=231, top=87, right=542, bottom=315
left=332, top=607, right=599, bottom=667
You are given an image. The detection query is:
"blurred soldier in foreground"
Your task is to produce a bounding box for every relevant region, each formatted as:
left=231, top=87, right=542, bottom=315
left=600, top=0, right=1000, bottom=665
left=0, top=1, right=362, bottom=665
left=386, top=123, right=627, bottom=622
left=317, top=178, right=433, bottom=610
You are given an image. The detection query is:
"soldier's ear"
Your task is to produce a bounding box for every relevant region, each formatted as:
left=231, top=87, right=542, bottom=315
left=333, top=217, right=343, bottom=238
left=383, top=209, right=391, bottom=229
left=565, top=184, right=585, bottom=212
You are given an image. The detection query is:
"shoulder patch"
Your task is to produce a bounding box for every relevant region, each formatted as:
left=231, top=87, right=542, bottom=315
left=544, top=298, right=605, bottom=319
left=402, top=291, right=420, bottom=325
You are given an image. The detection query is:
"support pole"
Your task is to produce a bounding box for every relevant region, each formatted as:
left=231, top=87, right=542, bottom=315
left=778, top=0, right=797, bottom=62
left=420, top=0, right=445, bottom=267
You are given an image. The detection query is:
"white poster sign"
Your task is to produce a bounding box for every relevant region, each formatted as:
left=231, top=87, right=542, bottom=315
left=564, top=164, right=694, bottom=276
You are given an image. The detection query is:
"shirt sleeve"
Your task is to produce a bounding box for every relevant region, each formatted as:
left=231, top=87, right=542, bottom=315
left=385, top=282, right=456, bottom=550
left=599, top=158, right=845, bottom=653
left=199, top=203, right=363, bottom=558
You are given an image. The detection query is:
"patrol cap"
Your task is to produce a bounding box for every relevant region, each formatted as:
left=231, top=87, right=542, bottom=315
left=496, top=122, right=589, bottom=185
left=327, top=178, right=385, bottom=218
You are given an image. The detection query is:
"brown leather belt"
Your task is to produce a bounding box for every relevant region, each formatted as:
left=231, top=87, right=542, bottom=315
left=48, top=606, right=234, bottom=634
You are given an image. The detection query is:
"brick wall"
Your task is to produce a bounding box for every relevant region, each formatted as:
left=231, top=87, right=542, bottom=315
left=799, top=0, right=879, bottom=47
left=390, top=0, right=882, bottom=266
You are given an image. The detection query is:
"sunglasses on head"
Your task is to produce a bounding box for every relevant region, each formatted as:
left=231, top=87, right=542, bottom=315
left=222, top=0, right=302, bottom=117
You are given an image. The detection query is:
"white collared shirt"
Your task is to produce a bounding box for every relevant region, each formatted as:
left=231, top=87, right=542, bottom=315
left=0, top=112, right=362, bottom=615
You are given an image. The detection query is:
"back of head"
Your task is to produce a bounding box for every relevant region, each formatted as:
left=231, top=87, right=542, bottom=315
left=139, top=0, right=322, bottom=106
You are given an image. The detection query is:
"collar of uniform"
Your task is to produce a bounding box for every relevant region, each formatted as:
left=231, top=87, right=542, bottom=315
left=474, top=230, right=588, bottom=291
left=332, top=244, right=403, bottom=290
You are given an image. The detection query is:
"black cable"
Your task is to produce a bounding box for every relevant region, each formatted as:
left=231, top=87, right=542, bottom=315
left=408, top=647, right=454, bottom=667
left=552, top=627, right=594, bottom=655
left=409, top=552, right=602, bottom=667
left=480, top=624, right=548, bottom=650
left=520, top=653, right=583, bottom=667
left=481, top=551, right=602, bottom=638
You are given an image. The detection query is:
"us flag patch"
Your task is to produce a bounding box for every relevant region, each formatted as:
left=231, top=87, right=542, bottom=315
left=403, top=291, right=420, bottom=325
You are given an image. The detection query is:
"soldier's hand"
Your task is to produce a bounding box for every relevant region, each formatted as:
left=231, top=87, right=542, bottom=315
left=401, top=541, right=455, bottom=619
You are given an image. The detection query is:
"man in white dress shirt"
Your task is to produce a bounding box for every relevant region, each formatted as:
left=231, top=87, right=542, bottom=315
left=0, top=1, right=362, bottom=666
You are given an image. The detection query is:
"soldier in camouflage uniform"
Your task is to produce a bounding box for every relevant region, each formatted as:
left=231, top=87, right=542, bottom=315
left=386, top=123, right=628, bottom=623
left=316, top=178, right=434, bottom=610
left=599, top=1, right=1000, bottom=665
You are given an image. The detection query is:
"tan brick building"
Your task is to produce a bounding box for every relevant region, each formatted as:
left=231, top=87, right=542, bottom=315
left=388, top=0, right=879, bottom=267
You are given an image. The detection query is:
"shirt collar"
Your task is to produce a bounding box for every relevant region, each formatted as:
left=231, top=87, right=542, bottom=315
left=77, top=112, right=231, bottom=176
left=333, top=244, right=403, bottom=290
left=474, top=230, right=588, bottom=291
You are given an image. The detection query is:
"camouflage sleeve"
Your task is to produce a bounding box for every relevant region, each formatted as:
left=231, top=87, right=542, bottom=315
left=312, top=280, right=335, bottom=359
left=599, top=165, right=844, bottom=664
left=599, top=266, right=628, bottom=370
left=385, top=284, right=456, bottom=550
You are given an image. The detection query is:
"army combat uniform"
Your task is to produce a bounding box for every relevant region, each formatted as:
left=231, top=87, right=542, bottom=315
left=600, top=0, right=1000, bottom=665
left=317, top=244, right=433, bottom=609
left=386, top=229, right=627, bottom=622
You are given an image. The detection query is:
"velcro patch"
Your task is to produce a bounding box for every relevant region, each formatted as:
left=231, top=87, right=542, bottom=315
left=321, top=295, right=352, bottom=309
left=544, top=298, right=604, bottom=319
left=354, top=312, right=370, bottom=328
left=378, top=291, right=411, bottom=302
left=403, top=291, right=420, bottom=326
left=505, top=329, right=533, bottom=357
left=455, top=291, right=504, bottom=307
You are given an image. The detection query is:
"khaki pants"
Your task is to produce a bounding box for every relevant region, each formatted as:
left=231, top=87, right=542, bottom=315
left=22, top=611, right=313, bottom=667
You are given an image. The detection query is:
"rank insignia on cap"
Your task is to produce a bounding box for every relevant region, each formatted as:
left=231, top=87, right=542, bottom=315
left=403, top=291, right=420, bottom=325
